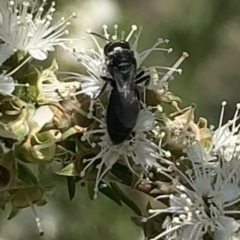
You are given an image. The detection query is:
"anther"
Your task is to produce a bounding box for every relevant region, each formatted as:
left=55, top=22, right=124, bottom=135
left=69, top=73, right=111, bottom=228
left=132, top=25, right=137, bottom=31
left=222, top=101, right=227, bottom=106
left=102, top=24, right=108, bottom=30
left=160, top=52, right=188, bottom=83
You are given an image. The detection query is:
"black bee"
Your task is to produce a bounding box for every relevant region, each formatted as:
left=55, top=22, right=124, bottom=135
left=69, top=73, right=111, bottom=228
left=91, top=33, right=149, bottom=144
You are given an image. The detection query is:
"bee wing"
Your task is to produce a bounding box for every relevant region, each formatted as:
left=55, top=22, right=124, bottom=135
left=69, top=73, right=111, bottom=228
left=106, top=92, right=133, bottom=144
left=107, top=63, right=140, bottom=128
left=108, top=88, right=140, bottom=129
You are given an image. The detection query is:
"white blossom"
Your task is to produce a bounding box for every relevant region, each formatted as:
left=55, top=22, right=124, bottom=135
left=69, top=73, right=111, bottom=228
left=143, top=142, right=240, bottom=240
left=60, top=46, right=109, bottom=98
left=80, top=106, right=167, bottom=198
left=211, top=101, right=240, bottom=161
left=0, top=0, right=75, bottom=60
left=64, top=24, right=186, bottom=98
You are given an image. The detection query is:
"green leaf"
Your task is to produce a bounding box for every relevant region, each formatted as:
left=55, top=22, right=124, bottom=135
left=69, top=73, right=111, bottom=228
left=131, top=169, right=142, bottom=189
left=36, top=198, right=47, bottom=206
left=111, top=163, right=132, bottom=185
left=0, top=195, right=8, bottom=210
left=38, top=164, right=59, bottom=192
left=87, top=181, right=95, bottom=200
left=12, top=187, right=43, bottom=208
left=99, top=184, right=122, bottom=206
left=110, top=183, right=142, bottom=216
left=104, top=171, right=122, bottom=182
left=17, top=162, right=39, bottom=186
left=131, top=216, right=144, bottom=228
left=67, top=177, right=76, bottom=201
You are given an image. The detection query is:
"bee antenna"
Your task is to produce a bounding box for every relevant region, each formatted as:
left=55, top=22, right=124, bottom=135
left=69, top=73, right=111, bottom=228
left=89, top=32, right=110, bottom=41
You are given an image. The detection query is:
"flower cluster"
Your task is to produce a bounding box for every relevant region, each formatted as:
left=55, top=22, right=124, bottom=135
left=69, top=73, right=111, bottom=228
left=142, top=103, right=240, bottom=240
left=0, top=0, right=78, bottom=236
left=63, top=24, right=188, bottom=198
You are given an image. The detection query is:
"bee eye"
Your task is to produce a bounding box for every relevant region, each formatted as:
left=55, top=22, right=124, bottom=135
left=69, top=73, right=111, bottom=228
left=104, top=43, right=113, bottom=57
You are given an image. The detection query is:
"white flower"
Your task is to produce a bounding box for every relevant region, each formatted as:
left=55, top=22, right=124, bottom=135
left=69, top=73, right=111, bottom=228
left=80, top=106, right=167, bottom=198
left=0, top=0, right=75, bottom=60
left=64, top=24, right=186, bottom=98
left=61, top=47, right=109, bottom=98
left=143, top=142, right=240, bottom=240
left=37, top=61, right=81, bottom=102
left=211, top=101, right=240, bottom=161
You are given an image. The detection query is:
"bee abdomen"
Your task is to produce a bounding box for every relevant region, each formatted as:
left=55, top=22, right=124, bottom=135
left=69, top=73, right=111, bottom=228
left=106, top=89, right=137, bottom=144
left=106, top=110, right=133, bottom=144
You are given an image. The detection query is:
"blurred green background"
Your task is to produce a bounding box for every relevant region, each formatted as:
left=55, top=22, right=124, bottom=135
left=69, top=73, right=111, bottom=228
left=1, top=0, right=240, bottom=239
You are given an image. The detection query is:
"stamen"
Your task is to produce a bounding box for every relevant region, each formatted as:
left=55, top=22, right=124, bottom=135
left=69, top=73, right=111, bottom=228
left=223, top=210, right=240, bottom=214
left=6, top=56, right=32, bottom=76
left=93, top=161, right=110, bottom=199
left=102, top=24, right=110, bottom=39
left=132, top=26, right=142, bottom=50
left=14, top=82, right=30, bottom=87
left=112, top=24, right=118, bottom=40
left=219, top=101, right=227, bottom=128
left=150, top=66, right=182, bottom=74
left=125, top=24, right=137, bottom=42
left=232, top=103, right=240, bottom=130
left=27, top=197, right=44, bottom=236
left=160, top=52, right=189, bottom=83
left=138, top=38, right=167, bottom=66
left=86, top=29, right=102, bottom=52
left=149, top=224, right=183, bottom=240
left=121, top=30, right=125, bottom=40
left=155, top=195, right=170, bottom=200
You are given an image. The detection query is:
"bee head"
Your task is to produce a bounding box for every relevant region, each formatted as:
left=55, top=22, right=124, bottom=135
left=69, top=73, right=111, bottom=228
left=104, top=41, right=131, bottom=57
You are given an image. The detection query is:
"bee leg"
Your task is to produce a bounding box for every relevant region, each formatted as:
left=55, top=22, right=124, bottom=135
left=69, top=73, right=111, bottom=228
left=136, top=70, right=145, bottom=79
left=93, top=80, right=109, bottom=99
left=135, top=75, right=150, bottom=86
left=101, top=76, right=116, bottom=87
left=101, top=76, right=114, bottom=82
left=94, top=76, right=115, bottom=99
